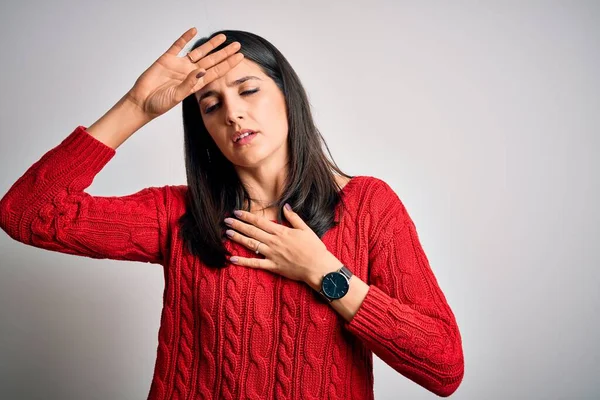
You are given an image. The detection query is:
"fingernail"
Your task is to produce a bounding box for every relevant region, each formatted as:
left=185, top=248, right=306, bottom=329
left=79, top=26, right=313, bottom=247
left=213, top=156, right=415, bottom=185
left=234, top=210, right=243, bottom=217
left=284, top=203, right=292, bottom=211
left=196, top=70, right=206, bottom=79
left=224, top=218, right=234, bottom=226
left=225, top=229, right=234, bottom=237
left=230, top=256, right=239, bottom=263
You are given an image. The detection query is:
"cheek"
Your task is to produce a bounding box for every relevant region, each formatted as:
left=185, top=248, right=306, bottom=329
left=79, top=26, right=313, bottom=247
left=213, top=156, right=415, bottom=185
left=256, top=93, right=288, bottom=133
left=201, top=119, right=229, bottom=148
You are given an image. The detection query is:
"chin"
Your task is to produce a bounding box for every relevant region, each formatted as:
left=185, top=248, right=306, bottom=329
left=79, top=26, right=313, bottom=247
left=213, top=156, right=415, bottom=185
left=230, top=151, right=270, bottom=168
left=234, top=157, right=269, bottom=169
left=229, top=141, right=285, bottom=169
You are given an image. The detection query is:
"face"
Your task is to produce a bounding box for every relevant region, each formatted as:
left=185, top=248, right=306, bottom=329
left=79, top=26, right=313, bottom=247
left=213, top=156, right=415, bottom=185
left=195, top=59, right=289, bottom=168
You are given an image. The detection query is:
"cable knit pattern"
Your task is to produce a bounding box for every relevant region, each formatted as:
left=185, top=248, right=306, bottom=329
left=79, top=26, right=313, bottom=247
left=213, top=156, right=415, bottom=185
left=244, top=269, right=276, bottom=399
left=169, top=253, right=195, bottom=400
left=274, top=279, right=301, bottom=398
left=327, top=206, right=358, bottom=400
left=195, top=259, right=218, bottom=399
left=221, top=261, right=245, bottom=399
left=0, top=125, right=464, bottom=399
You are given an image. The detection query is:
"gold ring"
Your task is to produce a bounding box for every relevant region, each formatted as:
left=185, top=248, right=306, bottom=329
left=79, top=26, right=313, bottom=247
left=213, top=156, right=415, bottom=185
left=255, top=241, right=262, bottom=254
left=186, top=52, right=195, bottom=63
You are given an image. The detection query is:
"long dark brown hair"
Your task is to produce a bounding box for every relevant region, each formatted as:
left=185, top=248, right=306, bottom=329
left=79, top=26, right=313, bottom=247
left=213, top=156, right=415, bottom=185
left=179, top=29, right=352, bottom=268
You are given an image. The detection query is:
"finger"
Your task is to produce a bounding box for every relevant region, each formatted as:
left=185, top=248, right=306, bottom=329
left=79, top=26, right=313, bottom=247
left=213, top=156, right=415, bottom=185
left=195, top=41, right=241, bottom=69
left=174, top=67, right=208, bottom=103
left=227, top=229, right=268, bottom=255
left=190, top=53, right=244, bottom=93
left=229, top=255, right=275, bottom=271
left=186, top=33, right=228, bottom=62
left=225, top=227, right=271, bottom=255
left=165, top=27, right=199, bottom=56
left=230, top=210, right=284, bottom=236
left=283, top=204, right=309, bottom=230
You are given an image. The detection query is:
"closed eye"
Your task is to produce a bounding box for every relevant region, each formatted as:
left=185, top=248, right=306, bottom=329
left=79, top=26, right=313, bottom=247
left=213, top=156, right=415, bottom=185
left=242, top=89, right=259, bottom=96
left=204, top=89, right=260, bottom=114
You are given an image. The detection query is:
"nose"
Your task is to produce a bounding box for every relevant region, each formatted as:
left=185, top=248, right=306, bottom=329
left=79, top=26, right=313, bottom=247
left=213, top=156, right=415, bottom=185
left=223, top=97, right=245, bottom=126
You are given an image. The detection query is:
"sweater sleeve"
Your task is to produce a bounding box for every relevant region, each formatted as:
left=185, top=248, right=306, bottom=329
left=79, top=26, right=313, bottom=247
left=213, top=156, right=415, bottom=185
left=0, top=126, right=169, bottom=264
left=344, top=179, right=464, bottom=397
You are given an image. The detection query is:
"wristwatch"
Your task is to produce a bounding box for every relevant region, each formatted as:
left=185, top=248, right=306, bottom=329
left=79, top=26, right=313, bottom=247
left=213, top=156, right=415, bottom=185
left=319, top=265, right=353, bottom=302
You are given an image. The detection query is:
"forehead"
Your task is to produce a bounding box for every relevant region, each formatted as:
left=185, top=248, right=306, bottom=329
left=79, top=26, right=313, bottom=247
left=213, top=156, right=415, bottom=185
left=195, top=59, right=266, bottom=100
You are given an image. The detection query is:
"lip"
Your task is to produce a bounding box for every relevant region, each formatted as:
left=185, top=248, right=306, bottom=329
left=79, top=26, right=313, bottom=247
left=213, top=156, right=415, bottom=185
left=232, top=129, right=257, bottom=143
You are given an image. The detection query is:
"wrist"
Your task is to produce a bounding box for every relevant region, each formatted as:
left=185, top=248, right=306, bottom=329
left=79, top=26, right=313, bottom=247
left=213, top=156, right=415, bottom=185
left=87, top=93, right=153, bottom=149
left=306, top=252, right=344, bottom=292
left=122, top=92, right=154, bottom=124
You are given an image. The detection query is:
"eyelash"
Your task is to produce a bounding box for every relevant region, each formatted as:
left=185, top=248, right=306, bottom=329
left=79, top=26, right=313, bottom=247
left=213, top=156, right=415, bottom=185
left=204, top=89, right=259, bottom=114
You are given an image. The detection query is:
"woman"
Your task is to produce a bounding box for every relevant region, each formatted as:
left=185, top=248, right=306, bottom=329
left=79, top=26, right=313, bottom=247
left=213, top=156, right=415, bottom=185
left=0, top=27, right=464, bottom=399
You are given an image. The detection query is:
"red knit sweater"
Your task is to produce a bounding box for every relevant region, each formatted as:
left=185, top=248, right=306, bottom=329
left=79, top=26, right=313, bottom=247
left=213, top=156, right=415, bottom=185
left=0, top=126, right=464, bottom=399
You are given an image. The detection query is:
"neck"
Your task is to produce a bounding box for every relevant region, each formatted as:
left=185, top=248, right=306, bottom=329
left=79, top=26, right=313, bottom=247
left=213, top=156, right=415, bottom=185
left=236, top=165, right=289, bottom=210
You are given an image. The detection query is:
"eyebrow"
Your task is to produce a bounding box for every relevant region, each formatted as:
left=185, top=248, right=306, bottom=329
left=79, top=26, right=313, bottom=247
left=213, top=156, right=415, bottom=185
left=197, top=76, right=262, bottom=102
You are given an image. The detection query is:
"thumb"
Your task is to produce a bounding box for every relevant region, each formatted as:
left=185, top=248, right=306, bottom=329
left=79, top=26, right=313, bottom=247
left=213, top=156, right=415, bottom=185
left=283, top=203, right=308, bottom=230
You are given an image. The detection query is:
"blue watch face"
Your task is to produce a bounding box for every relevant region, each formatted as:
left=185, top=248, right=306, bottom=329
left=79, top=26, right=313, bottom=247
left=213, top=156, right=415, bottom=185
left=322, top=272, right=349, bottom=299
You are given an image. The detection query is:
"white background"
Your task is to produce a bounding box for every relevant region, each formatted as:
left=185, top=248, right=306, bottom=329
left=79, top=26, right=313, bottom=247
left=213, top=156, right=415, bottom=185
left=0, top=1, right=598, bottom=398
